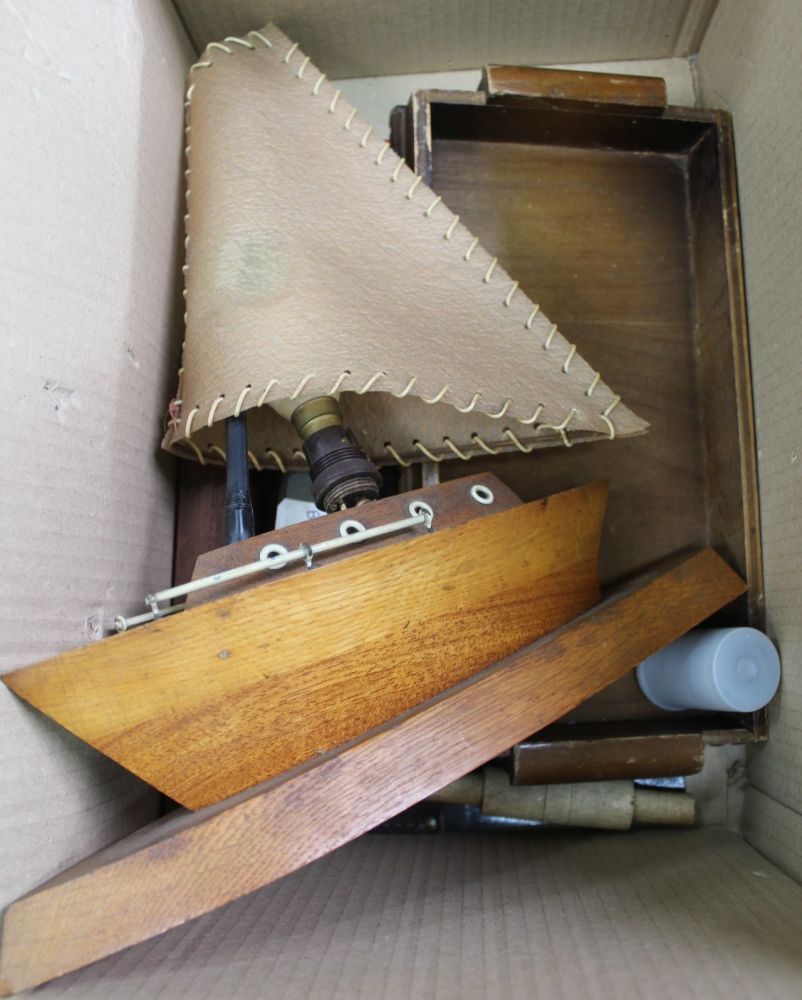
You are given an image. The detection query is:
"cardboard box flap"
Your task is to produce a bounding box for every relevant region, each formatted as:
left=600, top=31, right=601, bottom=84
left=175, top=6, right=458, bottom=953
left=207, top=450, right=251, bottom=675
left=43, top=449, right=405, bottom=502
left=175, top=1, right=719, bottom=77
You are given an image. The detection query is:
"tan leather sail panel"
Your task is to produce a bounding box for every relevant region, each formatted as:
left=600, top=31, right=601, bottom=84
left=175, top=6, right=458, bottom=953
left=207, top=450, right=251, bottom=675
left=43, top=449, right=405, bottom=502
left=162, top=24, right=647, bottom=468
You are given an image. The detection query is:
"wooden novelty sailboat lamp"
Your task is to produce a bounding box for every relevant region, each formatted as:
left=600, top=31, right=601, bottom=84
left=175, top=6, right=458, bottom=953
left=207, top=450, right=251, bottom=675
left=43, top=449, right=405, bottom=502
left=2, top=18, right=652, bottom=828
left=0, top=26, right=752, bottom=995
left=3, top=10, right=651, bottom=876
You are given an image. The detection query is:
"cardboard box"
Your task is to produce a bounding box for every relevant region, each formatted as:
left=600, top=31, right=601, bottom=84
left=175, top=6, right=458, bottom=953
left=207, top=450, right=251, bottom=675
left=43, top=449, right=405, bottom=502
left=1, top=1, right=800, bottom=995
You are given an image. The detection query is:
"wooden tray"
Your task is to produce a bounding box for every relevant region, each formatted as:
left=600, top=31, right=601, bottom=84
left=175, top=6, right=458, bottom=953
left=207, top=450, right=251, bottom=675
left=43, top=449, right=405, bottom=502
left=390, top=71, right=764, bottom=766
left=173, top=68, right=764, bottom=787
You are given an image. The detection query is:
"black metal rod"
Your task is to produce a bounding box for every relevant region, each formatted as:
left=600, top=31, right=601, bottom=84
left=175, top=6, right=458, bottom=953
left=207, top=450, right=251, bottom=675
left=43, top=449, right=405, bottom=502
left=224, top=415, right=255, bottom=544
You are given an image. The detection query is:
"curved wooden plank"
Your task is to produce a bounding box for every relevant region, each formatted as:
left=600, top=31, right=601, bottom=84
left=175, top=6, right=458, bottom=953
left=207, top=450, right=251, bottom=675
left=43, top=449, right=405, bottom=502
left=0, top=549, right=746, bottom=996
left=3, top=481, right=607, bottom=809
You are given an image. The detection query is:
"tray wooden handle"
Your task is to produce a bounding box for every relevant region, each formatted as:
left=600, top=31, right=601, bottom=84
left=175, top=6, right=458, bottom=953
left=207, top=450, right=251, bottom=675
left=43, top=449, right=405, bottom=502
left=481, top=64, right=668, bottom=110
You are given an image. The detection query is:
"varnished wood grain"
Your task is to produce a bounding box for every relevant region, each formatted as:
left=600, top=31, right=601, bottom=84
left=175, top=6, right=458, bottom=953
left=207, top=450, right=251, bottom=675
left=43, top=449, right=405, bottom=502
left=0, top=549, right=746, bottom=996
left=430, top=132, right=707, bottom=587
left=3, top=482, right=607, bottom=810
left=481, top=64, right=667, bottom=109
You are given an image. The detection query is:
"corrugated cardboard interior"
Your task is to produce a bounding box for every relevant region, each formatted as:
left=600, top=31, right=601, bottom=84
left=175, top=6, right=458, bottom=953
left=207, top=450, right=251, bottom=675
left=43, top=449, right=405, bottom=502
left=174, top=0, right=718, bottom=77
left=697, top=0, right=802, bottom=886
left=0, top=0, right=192, bottom=912
left=1, top=0, right=800, bottom=994
left=23, top=831, right=802, bottom=997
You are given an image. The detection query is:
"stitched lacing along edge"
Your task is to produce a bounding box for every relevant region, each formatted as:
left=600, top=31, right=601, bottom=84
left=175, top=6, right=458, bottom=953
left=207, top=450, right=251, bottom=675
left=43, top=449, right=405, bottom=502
left=173, top=27, right=622, bottom=468
left=171, top=420, right=607, bottom=471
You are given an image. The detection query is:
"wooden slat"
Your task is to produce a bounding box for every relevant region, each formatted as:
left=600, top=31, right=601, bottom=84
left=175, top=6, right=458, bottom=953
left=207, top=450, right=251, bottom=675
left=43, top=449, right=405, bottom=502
left=3, top=482, right=607, bottom=810
left=172, top=461, right=227, bottom=587
left=481, top=64, right=668, bottom=109
left=511, top=729, right=705, bottom=784
left=0, top=549, right=746, bottom=996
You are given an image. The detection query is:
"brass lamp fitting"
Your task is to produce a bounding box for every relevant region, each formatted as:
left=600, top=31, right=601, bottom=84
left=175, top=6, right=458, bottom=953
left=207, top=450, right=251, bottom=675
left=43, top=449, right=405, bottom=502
left=291, top=396, right=382, bottom=512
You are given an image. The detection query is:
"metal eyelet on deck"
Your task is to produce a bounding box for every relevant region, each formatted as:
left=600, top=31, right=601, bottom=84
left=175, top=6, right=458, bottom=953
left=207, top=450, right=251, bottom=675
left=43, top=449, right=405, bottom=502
left=116, top=510, right=436, bottom=629
left=470, top=484, right=494, bottom=505
left=408, top=500, right=434, bottom=529
left=339, top=519, right=366, bottom=537
left=260, top=543, right=289, bottom=569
